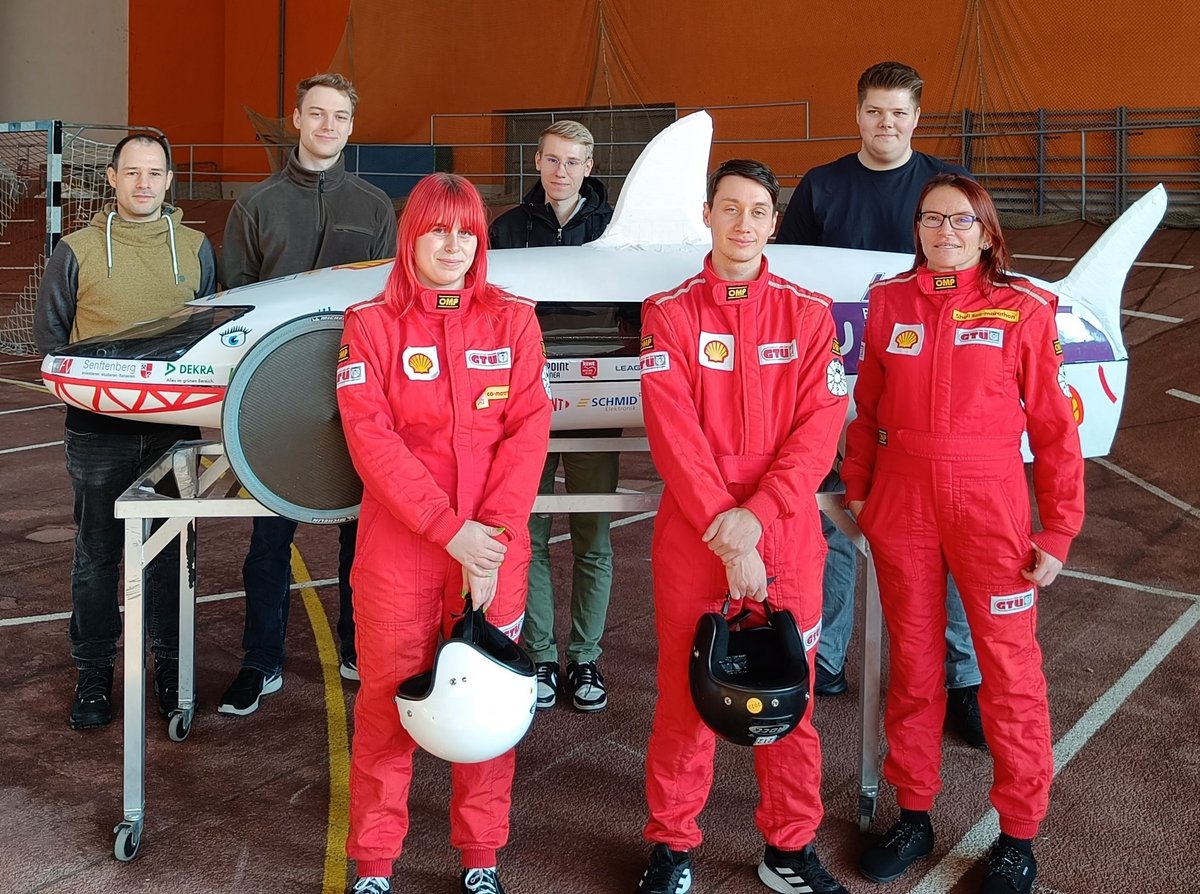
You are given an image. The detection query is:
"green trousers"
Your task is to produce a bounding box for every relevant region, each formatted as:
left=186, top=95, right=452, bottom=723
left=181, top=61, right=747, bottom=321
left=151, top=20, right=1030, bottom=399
left=522, top=447, right=620, bottom=664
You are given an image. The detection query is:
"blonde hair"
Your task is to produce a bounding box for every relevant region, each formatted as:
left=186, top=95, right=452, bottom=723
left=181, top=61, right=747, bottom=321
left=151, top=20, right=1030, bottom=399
left=538, top=120, right=595, bottom=157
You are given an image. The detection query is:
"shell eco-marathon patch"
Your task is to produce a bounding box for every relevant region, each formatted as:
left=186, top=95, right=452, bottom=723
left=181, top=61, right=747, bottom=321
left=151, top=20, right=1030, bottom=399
left=465, top=347, right=512, bottom=370
left=954, top=327, right=1004, bottom=348
left=475, top=385, right=510, bottom=409
left=403, top=346, right=440, bottom=380
left=952, top=307, right=1020, bottom=323
left=640, top=351, right=670, bottom=373
left=336, top=361, right=366, bottom=388
left=887, top=322, right=924, bottom=356
left=698, top=331, right=735, bottom=371
left=758, top=340, right=797, bottom=365
left=990, top=588, right=1035, bottom=615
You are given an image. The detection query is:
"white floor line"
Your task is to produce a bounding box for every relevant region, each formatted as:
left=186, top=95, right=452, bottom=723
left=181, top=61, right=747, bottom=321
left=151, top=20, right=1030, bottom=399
left=1011, top=255, right=1191, bottom=271
left=909, top=599, right=1200, bottom=893
left=1091, top=456, right=1200, bottom=522
left=0, top=440, right=63, bottom=455
left=0, top=577, right=338, bottom=629
left=1060, top=568, right=1200, bottom=603
left=0, top=358, right=41, bottom=366
left=0, top=403, right=60, bottom=416
left=1013, top=253, right=1075, bottom=263
left=547, top=509, right=657, bottom=545
left=0, top=375, right=49, bottom=393
left=1167, top=388, right=1200, bottom=406
left=1122, top=308, right=1184, bottom=323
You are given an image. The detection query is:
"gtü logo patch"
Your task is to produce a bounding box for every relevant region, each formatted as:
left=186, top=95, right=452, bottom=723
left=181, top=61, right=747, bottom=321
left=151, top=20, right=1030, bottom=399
left=465, top=348, right=511, bottom=370
left=990, top=589, right=1035, bottom=615
left=954, top=327, right=1004, bottom=348
left=758, top=340, right=797, bottom=365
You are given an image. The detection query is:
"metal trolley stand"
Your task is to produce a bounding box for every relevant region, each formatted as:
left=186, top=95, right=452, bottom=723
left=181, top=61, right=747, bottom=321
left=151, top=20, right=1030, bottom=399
left=111, top=437, right=884, bottom=860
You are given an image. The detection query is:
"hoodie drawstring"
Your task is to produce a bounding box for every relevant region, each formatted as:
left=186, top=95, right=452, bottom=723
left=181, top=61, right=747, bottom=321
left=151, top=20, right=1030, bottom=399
left=104, top=211, right=116, bottom=278
left=164, top=213, right=182, bottom=284
left=102, top=208, right=183, bottom=284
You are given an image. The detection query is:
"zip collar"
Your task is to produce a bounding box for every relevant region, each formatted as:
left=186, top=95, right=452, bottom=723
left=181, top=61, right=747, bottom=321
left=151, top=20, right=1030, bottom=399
left=701, top=253, right=771, bottom=305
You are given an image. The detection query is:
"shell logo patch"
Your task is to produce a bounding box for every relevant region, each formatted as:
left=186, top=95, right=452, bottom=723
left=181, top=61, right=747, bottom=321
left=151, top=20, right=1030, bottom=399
left=435, top=294, right=461, bottom=310
left=403, top=346, right=440, bottom=380
left=952, top=308, right=1020, bottom=323
left=826, top=358, right=848, bottom=396
left=725, top=284, right=749, bottom=301
left=933, top=274, right=958, bottom=290
left=887, top=322, right=924, bottom=355
left=745, top=697, right=763, bottom=715
left=698, top=331, right=734, bottom=371
left=1069, top=385, right=1084, bottom=424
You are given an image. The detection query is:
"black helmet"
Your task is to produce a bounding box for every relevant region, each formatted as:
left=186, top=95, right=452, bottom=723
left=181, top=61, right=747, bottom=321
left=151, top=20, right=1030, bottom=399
left=396, top=598, right=537, bottom=763
left=689, top=599, right=810, bottom=746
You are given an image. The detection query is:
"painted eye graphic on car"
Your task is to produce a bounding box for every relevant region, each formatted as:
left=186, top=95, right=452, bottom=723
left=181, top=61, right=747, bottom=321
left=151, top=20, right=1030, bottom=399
left=219, top=326, right=251, bottom=348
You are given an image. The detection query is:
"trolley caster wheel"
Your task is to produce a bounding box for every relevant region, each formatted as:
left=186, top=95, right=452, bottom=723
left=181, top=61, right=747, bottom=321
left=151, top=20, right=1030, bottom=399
left=167, top=711, right=192, bottom=742
left=114, top=823, right=141, bottom=861
left=857, top=793, right=878, bottom=833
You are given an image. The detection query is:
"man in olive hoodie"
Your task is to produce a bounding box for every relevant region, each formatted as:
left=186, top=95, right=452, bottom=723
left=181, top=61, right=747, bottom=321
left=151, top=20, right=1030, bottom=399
left=34, top=132, right=217, bottom=730
left=218, top=72, right=396, bottom=716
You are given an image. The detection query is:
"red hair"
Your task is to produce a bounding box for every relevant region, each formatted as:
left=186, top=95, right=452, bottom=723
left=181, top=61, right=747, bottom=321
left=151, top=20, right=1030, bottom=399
left=912, top=173, right=1014, bottom=285
left=383, top=172, right=500, bottom=316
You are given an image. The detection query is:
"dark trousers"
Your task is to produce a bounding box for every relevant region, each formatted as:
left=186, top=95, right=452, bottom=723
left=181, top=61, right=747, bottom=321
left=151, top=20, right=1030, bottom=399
left=64, top=426, right=197, bottom=669
left=240, top=515, right=357, bottom=674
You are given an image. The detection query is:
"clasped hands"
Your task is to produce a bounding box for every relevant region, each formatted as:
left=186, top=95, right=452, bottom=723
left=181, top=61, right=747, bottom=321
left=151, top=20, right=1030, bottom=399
left=447, top=520, right=506, bottom=611
left=703, top=507, right=768, bottom=602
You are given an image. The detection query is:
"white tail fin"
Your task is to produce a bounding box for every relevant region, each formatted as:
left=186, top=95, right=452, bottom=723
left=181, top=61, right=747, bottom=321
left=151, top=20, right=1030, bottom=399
left=590, top=111, right=712, bottom=249
left=1054, top=184, right=1168, bottom=361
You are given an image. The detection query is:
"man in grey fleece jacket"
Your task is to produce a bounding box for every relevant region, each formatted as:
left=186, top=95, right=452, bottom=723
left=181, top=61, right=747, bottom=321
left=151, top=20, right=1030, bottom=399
left=217, top=72, right=397, bottom=717
left=34, top=132, right=216, bottom=731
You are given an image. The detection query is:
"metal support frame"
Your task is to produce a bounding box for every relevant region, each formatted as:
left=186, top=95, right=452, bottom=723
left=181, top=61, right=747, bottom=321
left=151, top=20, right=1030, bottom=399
left=111, top=438, right=884, bottom=858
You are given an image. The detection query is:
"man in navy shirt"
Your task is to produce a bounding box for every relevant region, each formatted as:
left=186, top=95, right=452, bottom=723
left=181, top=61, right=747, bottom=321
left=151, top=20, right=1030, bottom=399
left=776, top=61, right=986, bottom=750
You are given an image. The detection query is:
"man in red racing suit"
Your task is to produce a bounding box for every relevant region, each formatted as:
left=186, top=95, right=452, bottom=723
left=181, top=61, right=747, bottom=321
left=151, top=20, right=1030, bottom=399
left=842, top=261, right=1084, bottom=846
left=336, top=275, right=551, bottom=880
left=635, top=160, right=849, bottom=894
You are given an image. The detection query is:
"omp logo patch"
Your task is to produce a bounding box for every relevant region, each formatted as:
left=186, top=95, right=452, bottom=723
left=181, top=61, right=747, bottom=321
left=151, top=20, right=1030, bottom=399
left=640, top=334, right=654, bottom=353
left=698, top=331, right=734, bottom=371
left=887, top=322, right=924, bottom=355
left=952, top=308, right=1020, bottom=323
left=336, top=362, right=366, bottom=388
left=1053, top=338, right=1063, bottom=356
left=877, top=429, right=888, bottom=446
left=640, top=351, right=670, bottom=373
left=954, top=327, right=1004, bottom=348
left=758, top=340, right=797, bottom=365
left=465, top=347, right=512, bottom=370
left=991, top=588, right=1035, bottom=615
left=403, top=346, right=440, bottom=380
left=933, top=274, right=958, bottom=290
left=832, top=337, right=841, bottom=356
left=725, top=284, right=749, bottom=301
left=338, top=345, right=350, bottom=363
left=435, top=294, right=461, bottom=310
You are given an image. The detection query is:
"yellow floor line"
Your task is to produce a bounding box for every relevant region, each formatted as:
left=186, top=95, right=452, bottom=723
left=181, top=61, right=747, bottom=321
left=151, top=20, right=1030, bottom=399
left=291, top=545, right=352, bottom=894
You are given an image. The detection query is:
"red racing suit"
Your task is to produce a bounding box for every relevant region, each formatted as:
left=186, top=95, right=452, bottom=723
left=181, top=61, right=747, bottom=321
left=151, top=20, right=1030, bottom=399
left=336, top=277, right=551, bottom=872
left=639, top=255, right=846, bottom=850
left=841, top=263, right=1084, bottom=838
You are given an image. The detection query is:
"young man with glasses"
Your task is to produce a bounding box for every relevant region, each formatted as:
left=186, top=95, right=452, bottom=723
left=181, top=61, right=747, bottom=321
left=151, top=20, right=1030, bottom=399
left=775, top=61, right=987, bottom=751
left=489, top=121, right=617, bottom=714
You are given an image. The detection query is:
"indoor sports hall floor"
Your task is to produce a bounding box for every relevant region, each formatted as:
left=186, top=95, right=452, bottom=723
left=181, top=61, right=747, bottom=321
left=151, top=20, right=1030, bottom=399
left=1, top=212, right=1197, bottom=893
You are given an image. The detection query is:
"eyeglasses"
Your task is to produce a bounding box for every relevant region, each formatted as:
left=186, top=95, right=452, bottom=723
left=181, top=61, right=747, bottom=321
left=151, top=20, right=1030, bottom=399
left=918, top=211, right=979, bottom=230
left=540, top=155, right=586, bottom=171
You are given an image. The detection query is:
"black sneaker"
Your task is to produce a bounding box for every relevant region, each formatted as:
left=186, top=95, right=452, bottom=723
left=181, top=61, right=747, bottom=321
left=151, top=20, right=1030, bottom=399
left=758, top=843, right=849, bottom=893
left=217, top=667, right=282, bottom=716
left=154, top=657, right=179, bottom=719
left=814, top=664, right=848, bottom=697
left=352, top=877, right=391, bottom=894
left=535, top=661, right=559, bottom=710
left=70, top=666, right=114, bottom=729
left=947, top=685, right=987, bottom=749
left=859, top=816, right=935, bottom=883
left=637, top=844, right=692, bottom=893
left=980, top=841, right=1036, bottom=893
left=461, top=867, right=505, bottom=894
left=567, top=660, right=608, bottom=712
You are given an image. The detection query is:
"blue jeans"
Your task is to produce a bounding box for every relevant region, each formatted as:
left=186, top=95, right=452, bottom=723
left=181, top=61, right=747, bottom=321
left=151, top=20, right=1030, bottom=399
left=240, top=515, right=357, bottom=674
left=817, top=470, right=981, bottom=688
left=64, top=426, right=197, bottom=669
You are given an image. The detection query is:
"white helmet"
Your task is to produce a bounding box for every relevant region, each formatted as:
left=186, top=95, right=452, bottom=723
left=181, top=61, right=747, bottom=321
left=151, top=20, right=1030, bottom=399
left=395, top=602, right=537, bottom=763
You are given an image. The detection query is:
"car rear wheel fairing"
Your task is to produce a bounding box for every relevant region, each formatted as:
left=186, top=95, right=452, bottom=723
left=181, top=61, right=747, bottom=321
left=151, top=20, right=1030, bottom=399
left=222, top=314, right=362, bottom=524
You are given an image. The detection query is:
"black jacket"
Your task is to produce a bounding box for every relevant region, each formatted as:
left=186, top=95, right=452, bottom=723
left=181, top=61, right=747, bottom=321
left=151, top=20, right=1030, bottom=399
left=489, top=176, right=612, bottom=248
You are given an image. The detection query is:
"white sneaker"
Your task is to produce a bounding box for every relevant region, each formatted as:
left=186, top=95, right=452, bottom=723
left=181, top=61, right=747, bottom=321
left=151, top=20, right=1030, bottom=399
left=461, top=867, right=505, bottom=893
left=352, top=877, right=391, bottom=894
left=340, top=657, right=360, bottom=681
